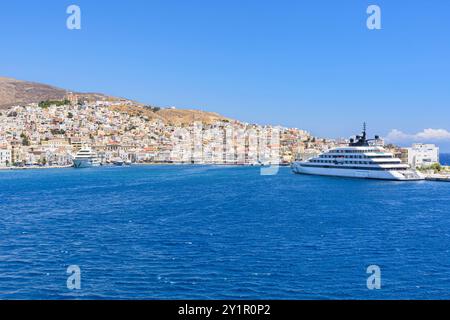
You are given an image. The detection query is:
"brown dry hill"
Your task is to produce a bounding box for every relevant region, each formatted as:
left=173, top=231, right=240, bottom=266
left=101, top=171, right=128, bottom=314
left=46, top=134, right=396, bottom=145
left=0, top=76, right=125, bottom=108
left=0, top=76, right=231, bottom=125
left=109, top=104, right=231, bottom=125
left=0, top=77, right=67, bottom=108
left=158, top=108, right=231, bottom=125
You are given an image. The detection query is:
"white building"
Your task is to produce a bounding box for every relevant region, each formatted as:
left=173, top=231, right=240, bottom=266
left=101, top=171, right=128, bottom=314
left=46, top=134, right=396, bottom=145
left=406, top=143, right=440, bottom=168
left=0, top=148, right=12, bottom=167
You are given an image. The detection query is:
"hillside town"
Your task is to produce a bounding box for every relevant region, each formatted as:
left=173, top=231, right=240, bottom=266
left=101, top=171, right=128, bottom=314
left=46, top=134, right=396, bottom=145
left=0, top=94, right=311, bottom=168
left=0, top=94, right=444, bottom=174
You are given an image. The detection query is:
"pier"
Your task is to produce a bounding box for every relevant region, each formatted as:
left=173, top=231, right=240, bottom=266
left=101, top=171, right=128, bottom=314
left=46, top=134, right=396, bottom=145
left=425, top=174, right=450, bottom=182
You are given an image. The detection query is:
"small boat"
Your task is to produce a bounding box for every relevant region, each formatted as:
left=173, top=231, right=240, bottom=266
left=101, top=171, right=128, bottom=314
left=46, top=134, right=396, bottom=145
left=112, top=158, right=124, bottom=166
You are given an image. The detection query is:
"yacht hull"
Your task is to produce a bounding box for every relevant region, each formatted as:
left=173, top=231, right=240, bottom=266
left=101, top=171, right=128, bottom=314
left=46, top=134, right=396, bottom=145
left=73, top=159, right=100, bottom=168
left=292, top=163, right=424, bottom=181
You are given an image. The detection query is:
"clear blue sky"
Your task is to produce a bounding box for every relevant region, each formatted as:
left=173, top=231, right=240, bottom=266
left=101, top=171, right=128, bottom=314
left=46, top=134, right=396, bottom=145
left=1, top=1, right=449, bottom=150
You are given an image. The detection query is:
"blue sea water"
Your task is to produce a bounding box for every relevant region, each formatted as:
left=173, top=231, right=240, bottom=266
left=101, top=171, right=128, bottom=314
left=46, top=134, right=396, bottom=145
left=441, top=153, right=450, bottom=166
left=0, top=165, right=449, bottom=300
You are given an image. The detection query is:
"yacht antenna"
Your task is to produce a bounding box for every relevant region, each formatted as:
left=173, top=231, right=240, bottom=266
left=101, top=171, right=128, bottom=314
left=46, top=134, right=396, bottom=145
left=363, top=122, right=367, bottom=139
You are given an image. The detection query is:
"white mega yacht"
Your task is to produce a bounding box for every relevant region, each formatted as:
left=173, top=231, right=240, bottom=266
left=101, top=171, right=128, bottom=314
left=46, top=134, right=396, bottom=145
left=292, top=125, right=424, bottom=181
left=73, top=147, right=101, bottom=168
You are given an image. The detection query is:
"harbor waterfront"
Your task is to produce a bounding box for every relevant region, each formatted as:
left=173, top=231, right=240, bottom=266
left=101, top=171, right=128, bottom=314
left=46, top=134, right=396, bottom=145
left=1, top=165, right=449, bottom=299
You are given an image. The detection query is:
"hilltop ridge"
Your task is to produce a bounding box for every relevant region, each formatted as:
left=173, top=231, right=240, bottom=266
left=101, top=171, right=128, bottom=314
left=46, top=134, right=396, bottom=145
left=0, top=76, right=124, bottom=108
left=0, top=76, right=230, bottom=125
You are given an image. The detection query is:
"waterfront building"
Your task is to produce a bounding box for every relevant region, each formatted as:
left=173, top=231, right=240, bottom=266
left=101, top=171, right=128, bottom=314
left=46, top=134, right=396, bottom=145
left=406, top=143, right=440, bottom=168
left=0, top=147, right=12, bottom=167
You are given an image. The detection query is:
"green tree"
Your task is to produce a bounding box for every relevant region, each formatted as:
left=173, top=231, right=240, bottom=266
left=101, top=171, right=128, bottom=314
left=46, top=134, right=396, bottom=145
left=39, top=99, right=71, bottom=109
left=51, top=129, right=65, bottom=135
left=22, top=135, right=31, bottom=146
left=430, top=163, right=442, bottom=172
